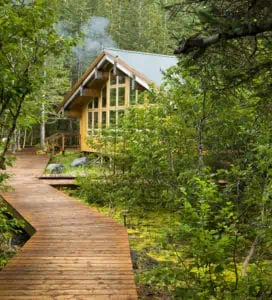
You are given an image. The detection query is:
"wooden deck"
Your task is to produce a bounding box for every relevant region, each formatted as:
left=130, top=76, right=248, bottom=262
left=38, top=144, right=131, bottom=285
left=0, top=149, right=137, bottom=299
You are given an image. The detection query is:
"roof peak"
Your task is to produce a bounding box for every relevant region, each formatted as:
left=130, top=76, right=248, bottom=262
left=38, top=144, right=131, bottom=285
left=103, top=47, right=177, bottom=59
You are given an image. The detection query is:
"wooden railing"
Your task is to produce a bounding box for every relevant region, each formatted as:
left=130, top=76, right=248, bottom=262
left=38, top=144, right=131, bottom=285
left=45, top=132, right=80, bottom=154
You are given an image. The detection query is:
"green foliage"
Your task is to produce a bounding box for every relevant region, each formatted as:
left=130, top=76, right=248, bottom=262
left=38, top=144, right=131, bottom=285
left=70, top=0, right=272, bottom=296
left=77, top=56, right=272, bottom=297
left=0, top=200, right=25, bottom=269
left=0, top=0, right=73, bottom=166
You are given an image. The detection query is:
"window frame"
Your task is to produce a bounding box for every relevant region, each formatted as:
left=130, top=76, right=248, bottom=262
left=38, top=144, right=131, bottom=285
left=109, top=69, right=127, bottom=128
left=87, top=96, right=100, bottom=136
left=129, top=78, right=146, bottom=106
left=87, top=68, right=133, bottom=136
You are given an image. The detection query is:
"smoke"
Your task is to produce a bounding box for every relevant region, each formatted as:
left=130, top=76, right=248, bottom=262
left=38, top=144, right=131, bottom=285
left=73, top=17, right=116, bottom=73
left=57, top=16, right=116, bottom=82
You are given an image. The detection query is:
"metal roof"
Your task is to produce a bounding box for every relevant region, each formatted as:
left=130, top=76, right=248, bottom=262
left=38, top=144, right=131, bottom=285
left=59, top=49, right=178, bottom=112
left=104, top=48, right=178, bottom=86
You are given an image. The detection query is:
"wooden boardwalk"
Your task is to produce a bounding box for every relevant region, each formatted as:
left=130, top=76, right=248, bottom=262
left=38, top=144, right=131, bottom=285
left=0, top=149, right=137, bottom=299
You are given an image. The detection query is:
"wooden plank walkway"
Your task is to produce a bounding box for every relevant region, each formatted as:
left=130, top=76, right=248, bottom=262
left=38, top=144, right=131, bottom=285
left=0, top=149, right=137, bottom=299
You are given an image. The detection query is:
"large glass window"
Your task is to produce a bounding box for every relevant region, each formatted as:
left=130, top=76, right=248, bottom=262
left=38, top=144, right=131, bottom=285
left=88, top=100, right=93, bottom=109
left=118, top=75, right=126, bottom=84
left=102, top=86, right=107, bottom=107
left=110, top=110, right=117, bottom=127
left=88, top=97, right=100, bottom=136
left=110, top=88, right=116, bottom=106
left=110, top=69, right=117, bottom=85
left=101, top=111, right=107, bottom=129
left=110, top=68, right=126, bottom=107
left=109, top=110, right=125, bottom=128
left=118, top=87, right=125, bottom=106
left=87, top=69, right=129, bottom=137
left=129, top=78, right=145, bottom=105
left=88, top=112, right=93, bottom=132
left=94, top=112, right=98, bottom=129
left=93, top=111, right=98, bottom=135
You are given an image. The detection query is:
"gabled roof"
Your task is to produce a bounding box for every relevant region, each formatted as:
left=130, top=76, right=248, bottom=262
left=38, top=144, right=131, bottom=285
left=105, top=48, right=178, bottom=86
left=59, top=48, right=178, bottom=112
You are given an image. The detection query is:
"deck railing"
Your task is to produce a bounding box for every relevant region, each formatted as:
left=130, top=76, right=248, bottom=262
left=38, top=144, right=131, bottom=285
left=45, top=132, right=80, bottom=154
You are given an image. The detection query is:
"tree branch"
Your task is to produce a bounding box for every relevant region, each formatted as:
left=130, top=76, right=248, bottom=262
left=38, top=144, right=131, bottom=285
left=174, top=22, right=272, bottom=54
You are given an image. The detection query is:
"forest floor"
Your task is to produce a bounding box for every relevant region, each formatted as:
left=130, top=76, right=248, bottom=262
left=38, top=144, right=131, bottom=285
left=48, top=152, right=174, bottom=299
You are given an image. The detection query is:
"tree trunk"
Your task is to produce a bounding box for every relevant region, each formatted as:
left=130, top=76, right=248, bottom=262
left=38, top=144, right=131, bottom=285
left=40, top=103, right=45, bottom=150
left=0, top=115, right=7, bottom=138
left=0, top=85, right=28, bottom=169
left=241, top=236, right=259, bottom=277
left=12, top=130, right=17, bottom=154
left=30, top=129, right=33, bottom=146
left=23, top=129, right=27, bottom=149
left=17, top=129, right=21, bottom=151
left=197, top=89, right=207, bottom=169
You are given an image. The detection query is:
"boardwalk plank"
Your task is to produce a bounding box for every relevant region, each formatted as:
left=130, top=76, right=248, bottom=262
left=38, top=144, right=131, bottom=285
left=0, top=150, right=137, bottom=299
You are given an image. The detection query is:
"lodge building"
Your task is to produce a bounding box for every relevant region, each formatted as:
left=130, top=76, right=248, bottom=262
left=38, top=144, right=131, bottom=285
left=58, top=48, right=177, bottom=152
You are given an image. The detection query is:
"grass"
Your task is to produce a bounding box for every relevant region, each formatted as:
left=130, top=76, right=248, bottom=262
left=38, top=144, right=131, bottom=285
left=45, top=151, right=107, bottom=177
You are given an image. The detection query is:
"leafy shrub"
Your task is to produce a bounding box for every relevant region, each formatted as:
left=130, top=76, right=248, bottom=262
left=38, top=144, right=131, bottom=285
left=0, top=201, right=25, bottom=269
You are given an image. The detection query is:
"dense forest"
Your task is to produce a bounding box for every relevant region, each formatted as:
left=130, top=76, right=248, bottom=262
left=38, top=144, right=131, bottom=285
left=1, top=0, right=272, bottom=299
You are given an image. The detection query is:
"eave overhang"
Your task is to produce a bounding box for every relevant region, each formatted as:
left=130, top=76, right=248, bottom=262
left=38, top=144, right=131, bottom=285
left=58, top=50, right=158, bottom=113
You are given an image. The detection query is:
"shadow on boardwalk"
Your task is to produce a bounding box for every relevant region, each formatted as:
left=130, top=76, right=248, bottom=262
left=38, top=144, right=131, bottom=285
left=0, top=149, right=137, bottom=299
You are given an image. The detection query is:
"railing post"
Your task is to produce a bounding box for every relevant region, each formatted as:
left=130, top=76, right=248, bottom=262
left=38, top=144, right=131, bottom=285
left=61, top=134, right=65, bottom=155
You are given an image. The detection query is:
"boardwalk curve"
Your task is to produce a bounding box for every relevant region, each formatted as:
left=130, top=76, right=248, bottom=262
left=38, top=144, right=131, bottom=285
left=0, top=150, right=137, bottom=299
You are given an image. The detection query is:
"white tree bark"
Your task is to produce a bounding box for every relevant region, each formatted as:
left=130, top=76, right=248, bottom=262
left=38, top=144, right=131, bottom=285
left=241, top=236, right=259, bottom=277
left=30, top=129, right=33, bottom=147
left=12, top=130, right=17, bottom=154
left=40, top=103, right=45, bottom=150
left=17, top=129, right=21, bottom=151
left=23, top=129, right=27, bottom=149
